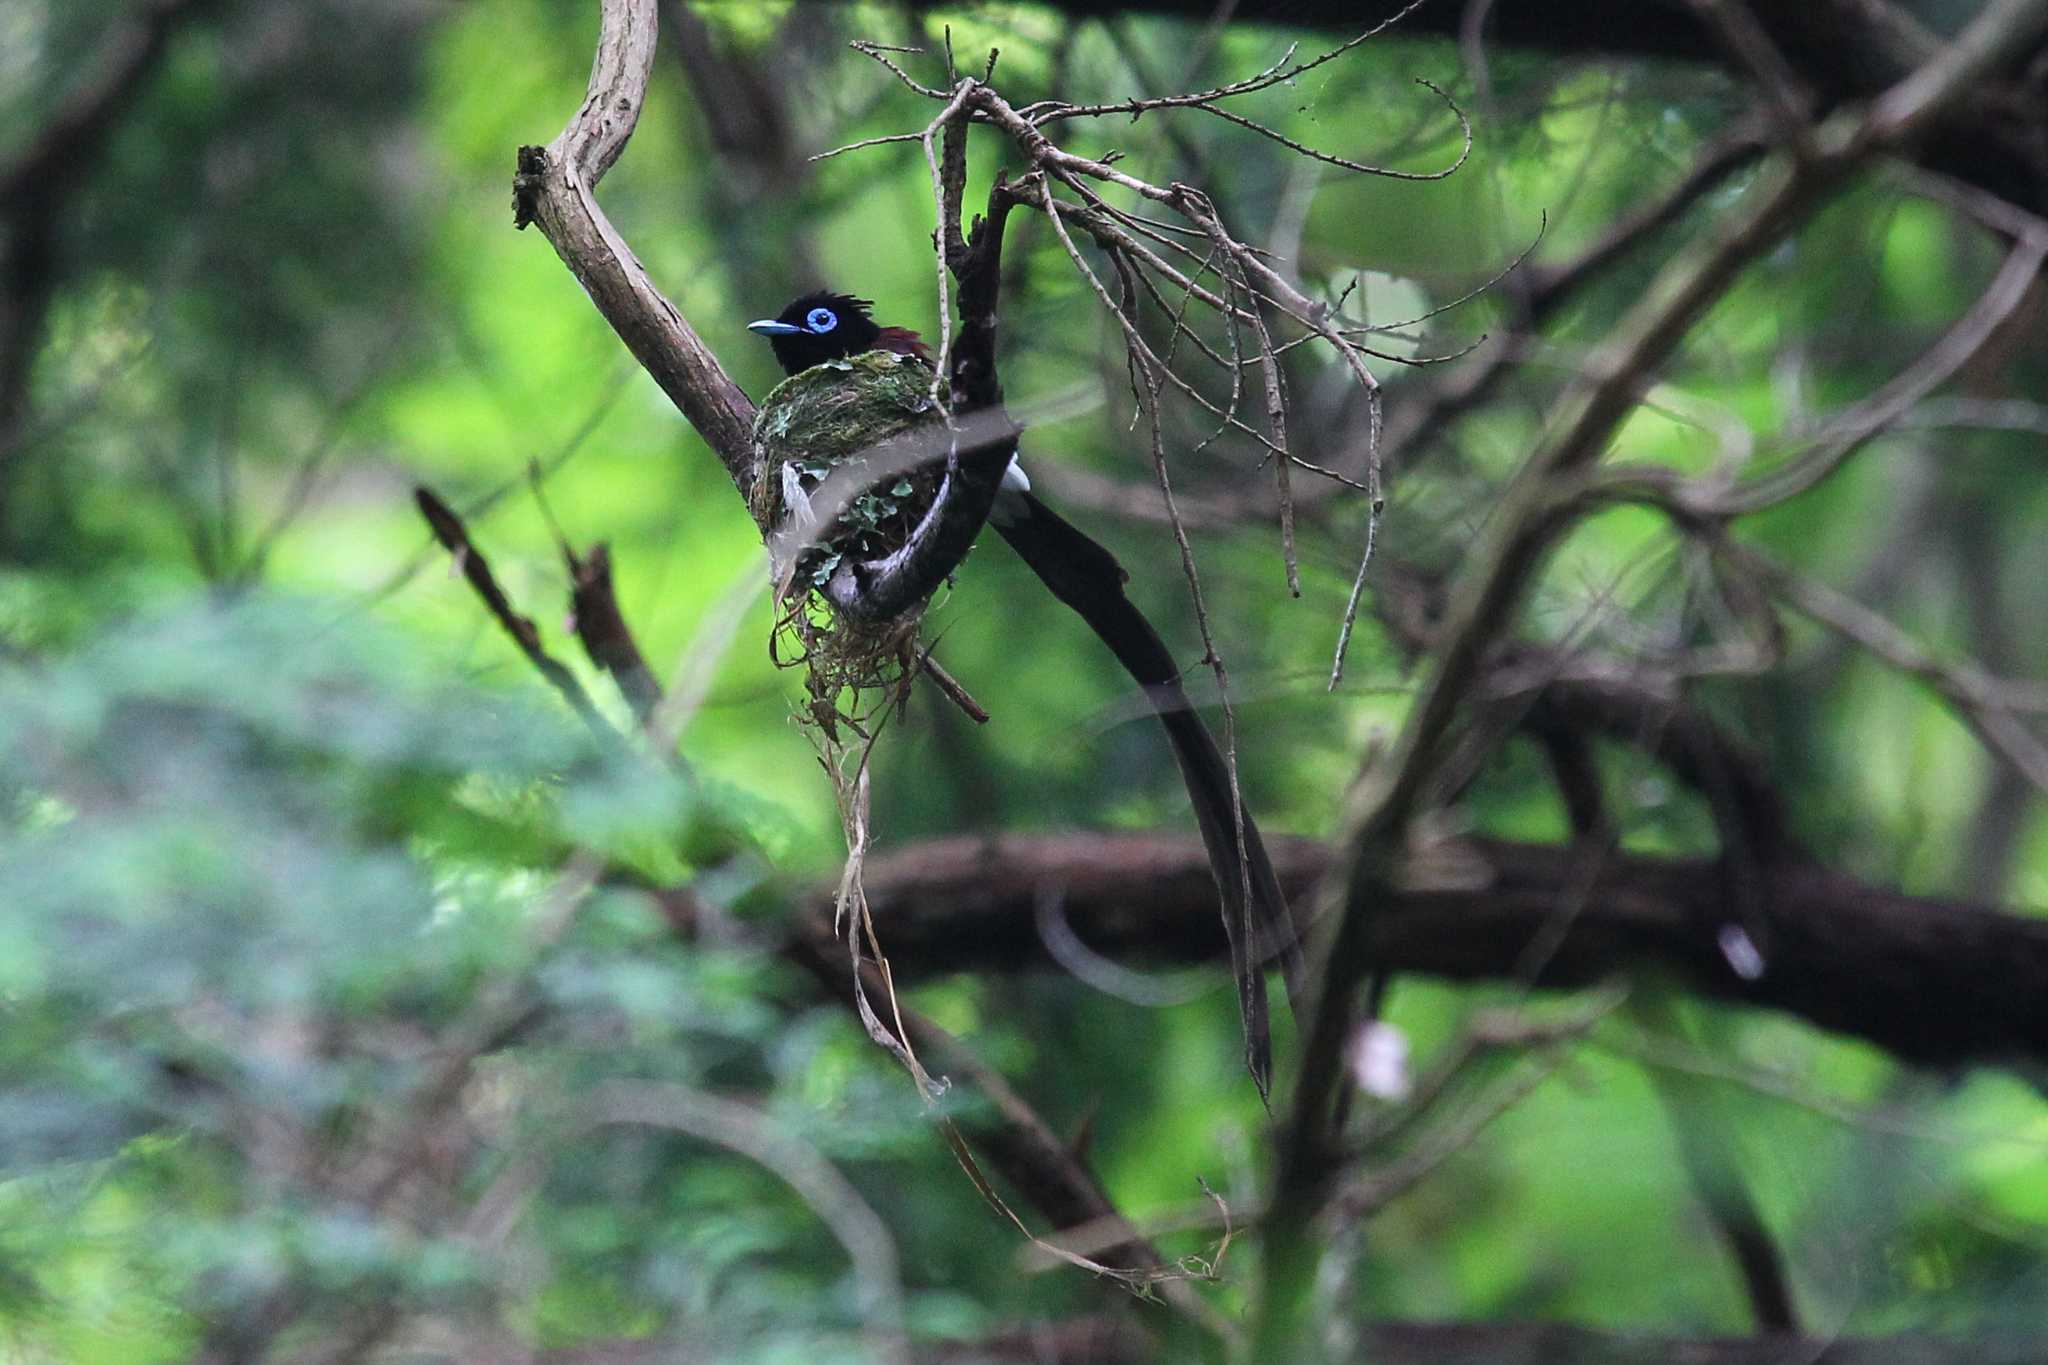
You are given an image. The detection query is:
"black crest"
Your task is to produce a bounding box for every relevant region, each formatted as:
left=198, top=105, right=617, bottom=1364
left=747, top=291, right=884, bottom=375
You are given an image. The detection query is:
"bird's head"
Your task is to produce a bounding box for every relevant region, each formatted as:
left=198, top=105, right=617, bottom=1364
left=747, top=291, right=884, bottom=376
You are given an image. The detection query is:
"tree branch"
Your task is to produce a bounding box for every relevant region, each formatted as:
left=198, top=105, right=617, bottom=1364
left=414, top=486, right=618, bottom=743
left=564, top=541, right=665, bottom=730
left=647, top=880, right=1186, bottom=1284
left=511, top=0, right=757, bottom=492
left=1262, top=9, right=2048, bottom=1343
left=814, top=0, right=2048, bottom=213
left=536, top=1315, right=2048, bottom=1365
left=818, top=831, right=2048, bottom=1075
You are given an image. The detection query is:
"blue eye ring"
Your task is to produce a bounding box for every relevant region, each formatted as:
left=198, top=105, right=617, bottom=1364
left=805, top=307, right=838, bottom=333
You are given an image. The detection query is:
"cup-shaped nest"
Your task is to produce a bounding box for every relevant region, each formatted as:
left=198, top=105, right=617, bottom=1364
left=749, top=351, right=948, bottom=602
left=750, top=351, right=948, bottom=703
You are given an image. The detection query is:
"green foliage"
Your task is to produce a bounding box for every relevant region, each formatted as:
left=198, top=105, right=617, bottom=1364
left=3, top=1, right=2046, bottom=1359
left=0, top=588, right=930, bottom=1360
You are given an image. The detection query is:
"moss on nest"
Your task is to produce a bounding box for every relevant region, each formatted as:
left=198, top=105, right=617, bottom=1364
left=749, top=350, right=948, bottom=713
left=748, top=350, right=943, bottom=537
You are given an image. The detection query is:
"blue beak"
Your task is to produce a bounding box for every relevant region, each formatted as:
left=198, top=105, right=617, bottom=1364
left=747, top=319, right=803, bottom=335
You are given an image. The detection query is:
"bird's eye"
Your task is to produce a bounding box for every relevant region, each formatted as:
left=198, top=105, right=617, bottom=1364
left=805, top=307, right=838, bottom=333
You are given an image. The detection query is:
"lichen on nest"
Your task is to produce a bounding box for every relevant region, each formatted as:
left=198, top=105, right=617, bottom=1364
left=749, top=349, right=949, bottom=713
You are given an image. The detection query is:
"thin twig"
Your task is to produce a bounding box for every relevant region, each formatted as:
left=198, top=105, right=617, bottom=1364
left=414, top=485, right=617, bottom=742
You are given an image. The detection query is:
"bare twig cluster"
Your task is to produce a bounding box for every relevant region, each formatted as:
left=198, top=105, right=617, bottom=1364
left=821, top=12, right=1477, bottom=688
left=13, top=0, right=2048, bottom=1360
left=1257, top=0, right=2048, bottom=1352
left=470, top=0, right=2048, bottom=1359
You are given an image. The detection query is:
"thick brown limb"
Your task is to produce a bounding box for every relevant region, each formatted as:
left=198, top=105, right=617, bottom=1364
left=835, top=831, right=2048, bottom=1075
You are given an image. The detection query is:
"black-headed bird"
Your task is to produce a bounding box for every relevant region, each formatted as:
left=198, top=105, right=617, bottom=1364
left=750, top=290, right=1304, bottom=1097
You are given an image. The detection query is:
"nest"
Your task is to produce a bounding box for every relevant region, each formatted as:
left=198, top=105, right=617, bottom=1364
left=749, top=351, right=949, bottom=722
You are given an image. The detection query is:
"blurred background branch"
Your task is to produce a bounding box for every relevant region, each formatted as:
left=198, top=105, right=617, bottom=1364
left=2, top=1, right=2046, bottom=1362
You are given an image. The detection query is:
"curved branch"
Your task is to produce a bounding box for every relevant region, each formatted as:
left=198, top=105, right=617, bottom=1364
left=832, top=0, right=2048, bottom=211
left=649, top=874, right=1189, bottom=1284
left=816, top=173, right=1023, bottom=622
left=837, top=831, right=2048, bottom=1075
left=511, top=0, right=757, bottom=492
left=539, top=1316, right=2048, bottom=1365
left=584, top=1082, right=910, bottom=1365
left=522, top=26, right=1025, bottom=622
left=1264, top=10, right=2048, bottom=1341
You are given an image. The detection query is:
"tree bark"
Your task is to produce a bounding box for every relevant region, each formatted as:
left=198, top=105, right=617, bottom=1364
left=839, top=831, right=2048, bottom=1074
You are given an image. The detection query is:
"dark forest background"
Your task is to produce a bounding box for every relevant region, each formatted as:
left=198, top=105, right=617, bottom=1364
left=3, top=1, right=2048, bottom=1361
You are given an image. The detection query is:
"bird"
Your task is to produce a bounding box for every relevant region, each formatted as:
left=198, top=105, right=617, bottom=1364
left=749, top=290, right=1305, bottom=1098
